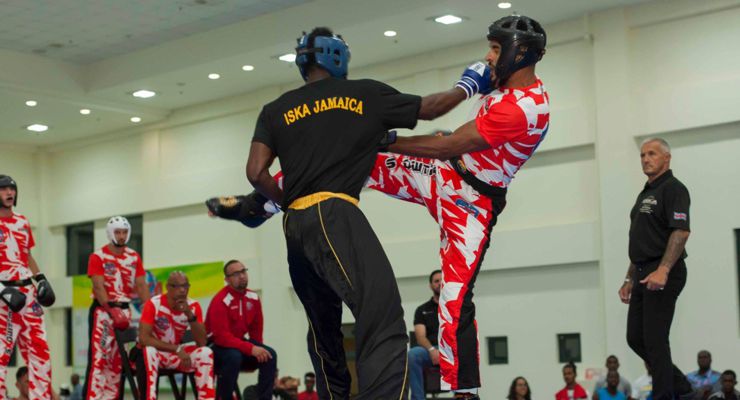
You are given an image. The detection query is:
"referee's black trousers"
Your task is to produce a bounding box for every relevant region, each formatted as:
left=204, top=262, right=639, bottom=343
left=627, top=259, right=690, bottom=400
left=283, top=197, right=409, bottom=400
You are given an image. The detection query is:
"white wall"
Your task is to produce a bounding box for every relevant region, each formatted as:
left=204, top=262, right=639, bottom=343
left=5, top=0, right=739, bottom=396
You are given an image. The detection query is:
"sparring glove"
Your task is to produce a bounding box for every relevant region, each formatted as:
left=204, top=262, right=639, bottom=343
left=0, top=283, right=26, bottom=313
left=206, top=191, right=275, bottom=228
left=34, top=274, right=56, bottom=307
left=378, top=130, right=397, bottom=152
left=455, top=62, right=493, bottom=99
left=108, top=307, right=130, bottom=330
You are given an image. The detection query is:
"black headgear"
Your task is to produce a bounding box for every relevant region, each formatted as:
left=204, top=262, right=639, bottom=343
left=0, top=175, right=18, bottom=206
left=487, top=15, right=546, bottom=87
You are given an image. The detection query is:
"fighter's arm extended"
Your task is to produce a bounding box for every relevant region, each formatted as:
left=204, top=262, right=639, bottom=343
left=388, top=120, right=489, bottom=160
left=417, top=61, right=492, bottom=121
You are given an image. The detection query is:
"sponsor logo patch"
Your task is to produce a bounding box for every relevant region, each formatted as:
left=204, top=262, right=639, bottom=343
left=31, top=302, right=44, bottom=317
left=639, top=196, right=657, bottom=214
left=455, top=199, right=480, bottom=217
left=103, top=262, right=117, bottom=275
left=401, top=159, right=436, bottom=176
left=384, top=157, right=397, bottom=169
left=155, top=316, right=170, bottom=331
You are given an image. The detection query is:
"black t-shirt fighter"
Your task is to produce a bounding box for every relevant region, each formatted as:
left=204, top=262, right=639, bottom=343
left=252, top=77, right=421, bottom=206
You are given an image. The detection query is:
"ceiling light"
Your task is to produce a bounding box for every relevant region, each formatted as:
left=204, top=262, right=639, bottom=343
left=132, top=89, right=156, bottom=98
left=384, top=30, right=397, bottom=37
left=208, top=73, right=220, bottom=80
left=26, top=124, right=48, bottom=132
left=498, top=2, right=512, bottom=9
left=130, top=117, right=141, bottom=123
left=278, top=53, right=296, bottom=62
left=434, top=15, right=463, bottom=25
left=242, top=65, right=255, bottom=71
left=25, top=100, right=37, bottom=107
left=80, top=108, right=91, bottom=115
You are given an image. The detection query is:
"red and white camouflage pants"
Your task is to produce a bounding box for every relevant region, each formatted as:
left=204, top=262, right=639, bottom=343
left=140, top=344, right=215, bottom=400
left=83, top=306, right=129, bottom=399
left=275, top=151, right=504, bottom=391
left=0, top=285, right=52, bottom=400
left=367, top=153, right=503, bottom=392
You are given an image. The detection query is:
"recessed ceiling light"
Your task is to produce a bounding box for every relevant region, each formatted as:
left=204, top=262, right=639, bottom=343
left=26, top=124, right=48, bottom=132
left=384, top=30, right=397, bottom=37
left=278, top=53, right=296, bottom=62
left=208, top=73, right=221, bottom=80
left=132, top=89, right=156, bottom=98
left=498, top=2, right=512, bottom=9
left=25, top=100, right=37, bottom=107
left=130, top=117, right=141, bottom=123
left=434, top=15, right=464, bottom=25
left=242, top=65, right=255, bottom=71
left=80, top=108, right=91, bottom=115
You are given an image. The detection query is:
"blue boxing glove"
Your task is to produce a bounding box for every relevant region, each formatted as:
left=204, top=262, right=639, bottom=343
left=455, top=62, right=493, bottom=99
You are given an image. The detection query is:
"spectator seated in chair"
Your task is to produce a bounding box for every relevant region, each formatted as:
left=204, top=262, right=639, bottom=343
left=206, top=260, right=277, bottom=400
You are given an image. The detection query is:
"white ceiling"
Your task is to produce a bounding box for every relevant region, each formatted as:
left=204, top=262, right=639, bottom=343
left=0, top=0, right=650, bottom=147
left=0, top=0, right=311, bottom=63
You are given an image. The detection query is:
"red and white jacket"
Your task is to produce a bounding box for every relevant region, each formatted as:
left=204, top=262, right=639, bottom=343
left=205, top=286, right=263, bottom=355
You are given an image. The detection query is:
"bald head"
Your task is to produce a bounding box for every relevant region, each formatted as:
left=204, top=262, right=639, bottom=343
left=166, top=271, right=190, bottom=304
left=168, top=271, right=188, bottom=285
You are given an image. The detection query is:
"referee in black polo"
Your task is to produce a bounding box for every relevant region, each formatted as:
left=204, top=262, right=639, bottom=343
left=245, top=27, right=492, bottom=400
left=619, top=137, right=692, bottom=400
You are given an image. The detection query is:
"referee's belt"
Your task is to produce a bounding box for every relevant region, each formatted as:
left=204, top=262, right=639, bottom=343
left=1, top=278, right=33, bottom=287
left=92, top=299, right=130, bottom=309
left=289, top=192, right=359, bottom=210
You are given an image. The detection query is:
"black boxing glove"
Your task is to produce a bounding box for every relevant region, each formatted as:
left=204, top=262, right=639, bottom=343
left=206, top=191, right=275, bottom=228
left=34, top=274, right=56, bottom=307
left=0, top=283, right=26, bottom=313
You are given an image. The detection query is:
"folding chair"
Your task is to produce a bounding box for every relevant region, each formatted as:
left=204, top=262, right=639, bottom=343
left=424, top=366, right=451, bottom=399
left=115, top=328, right=198, bottom=400
left=115, top=327, right=141, bottom=400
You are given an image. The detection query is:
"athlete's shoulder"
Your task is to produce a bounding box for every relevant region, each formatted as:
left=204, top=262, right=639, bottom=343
left=150, top=294, right=163, bottom=306
left=123, top=247, right=140, bottom=258
left=7, top=212, right=29, bottom=224
left=245, top=289, right=260, bottom=301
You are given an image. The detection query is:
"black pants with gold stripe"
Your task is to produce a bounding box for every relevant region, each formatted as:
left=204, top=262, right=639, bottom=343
left=283, top=197, right=409, bottom=400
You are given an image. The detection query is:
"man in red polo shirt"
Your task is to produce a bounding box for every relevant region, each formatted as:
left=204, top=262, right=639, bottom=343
left=206, top=260, right=276, bottom=400
left=137, top=271, right=215, bottom=400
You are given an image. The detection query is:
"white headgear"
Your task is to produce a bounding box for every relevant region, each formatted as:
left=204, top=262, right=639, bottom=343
left=106, top=216, right=131, bottom=246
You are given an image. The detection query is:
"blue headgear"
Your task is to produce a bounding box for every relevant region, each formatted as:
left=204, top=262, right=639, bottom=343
left=295, top=31, right=351, bottom=81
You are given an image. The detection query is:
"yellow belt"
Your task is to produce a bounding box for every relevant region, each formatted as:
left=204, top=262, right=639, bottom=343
left=288, top=192, right=359, bottom=210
